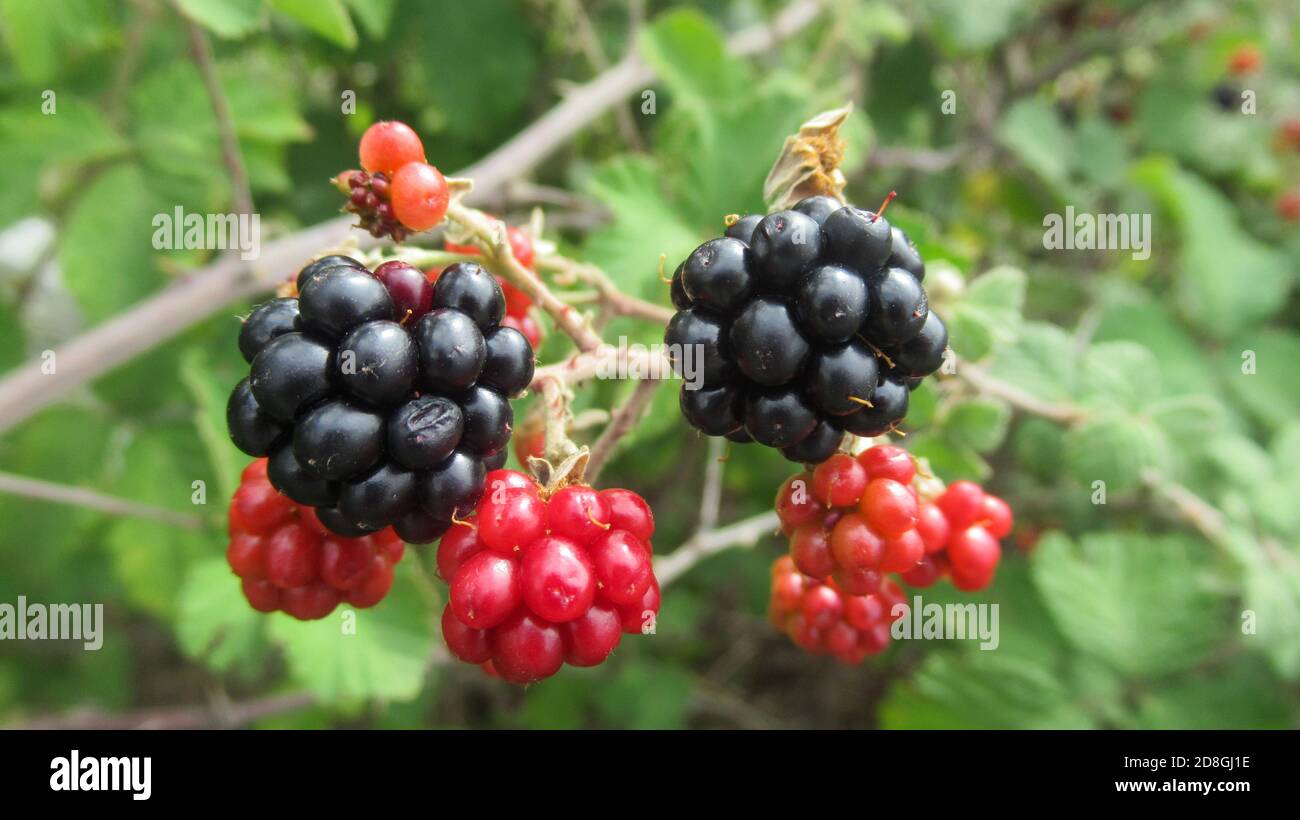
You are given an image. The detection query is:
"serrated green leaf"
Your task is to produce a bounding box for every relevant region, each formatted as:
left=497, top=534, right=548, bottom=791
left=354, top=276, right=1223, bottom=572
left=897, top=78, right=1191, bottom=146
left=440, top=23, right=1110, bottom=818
left=1013, top=416, right=1066, bottom=481
left=948, top=266, right=1025, bottom=360
left=1032, top=532, right=1224, bottom=678
left=268, top=562, right=436, bottom=703
left=1134, top=656, right=1290, bottom=729
left=1080, top=341, right=1160, bottom=411
left=638, top=9, right=747, bottom=108
left=997, top=98, right=1074, bottom=195
left=1242, top=558, right=1300, bottom=679
left=986, top=321, right=1075, bottom=404
left=921, top=0, right=1032, bottom=53
left=269, top=0, right=356, bottom=49
left=175, top=0, right=265, bottom=38
left=906, top=433, right=989, bottom=483
left=342, top=0, right=395, bottom=38
left=902, top=650, right=1091, bottom=729
left=177, top=557, right=268, bottom=674
left=943, top=398, right=1010, bottom=453
left=1222, top=329, right=1300, bottom=432
left=1063, top=413, right=1170, bottom=493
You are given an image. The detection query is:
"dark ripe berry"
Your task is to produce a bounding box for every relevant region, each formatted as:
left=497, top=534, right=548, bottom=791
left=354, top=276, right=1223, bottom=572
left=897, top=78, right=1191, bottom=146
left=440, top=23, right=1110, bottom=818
left=373, top=260, right=434, bottom=324
left=792, top=195, right=843, bottom=226
left=227, top=378, right=287, bottom=456
left=393, top=509, right=450, bottom=544
left=239, top=298, right=300, bottom=363
left=293, top=398, right=385, bottom=480
left=600, top=488, right=654, bottom=542
left=663, top=308, right=736, bottom=386
left=387, top=395, right=464, bottom=470
left=267, top=442, right=338, bottom=506
left=338, top=460, right=417, bottom=528
left=749, top=210, right=823, bottom=292
left=725, top=428, right=753, bottom=443
left=479, top=326, right=535, bottom=397
left=1211, top=83, right=1240, bottom=111
left=887, top=226, right=925, bottom=282
left=418, top=449, right=486, bottom=520
left=482, top=449, right=508, bottom=471
left=588, top=530, right=652, bottom=605
left=669, top=262, right=692, bottom=310
left=457, top=385, right=513, bottom=456
left=314, top=505, right=378, bottom=537
left=336, top=320, right=417, bottom=407
left=729, top=298, right=810, bottom=386
left=432, top=262, right=504, bottom=330
left=905, top=375, right=923, bottom=390
left=744, top=387, right=817, bottom=448
left=450, top=551, right=520, bottom=630
left=838, top=376, right=908, bottom=437
left=781, top=420, right=843, bottom=464
left=491, top=610, right=565, bottom=684
left=796, top=264, right=868, bottom=343
left=562, top=602, right=623, bottom=667
left=298, top=267, right=395, bottom=340
left=522, top=536, right=596, bottom=622
left=248, top=332, right=333, bottom=421
left=724, top=213, right=763, bottom=244
left=681, top=237, right=753, bottom=313
left=892, top=310, right=948, bottom=377
left=864, top=267, right=929, bottom=344
left=415, top=308, right=486, bottom=393
left=823, top=206, right=892, bottom=273
left=808, top=341, right=880, bottom=416
left=547, top=485, right=610, bottom=546
left=442, top=604, right=493, bottom=663
left=295, top=254, right=365, bottom=292
left=679, top=383, right=744, bottom=436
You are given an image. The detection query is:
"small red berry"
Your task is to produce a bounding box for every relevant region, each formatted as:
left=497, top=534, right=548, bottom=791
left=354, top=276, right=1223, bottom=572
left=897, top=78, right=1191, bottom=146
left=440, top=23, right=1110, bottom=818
left=880, top=529, right=924, bottom=573
left=615, top=576, right=659, bottom=634
left=450, top=551, right=521, bottom=630
left=227, top=533, right=267, bottom=579
left=811, top=454, right=868, bottom=507
left=281, top=581, right=341, bottom=621
left=600, top=488, right=655, bottom=543
left=859, top=479, right=919, bottom=538
left=521, top=536, right=596, bottom=623
left=241, top=578, right=281, bottom=613
left=856, top=445, right=916, bottom=484
left=900, top=555, right=943, bottom=588
left=915, top=503, right=951, bottom=554
left=264, top=524, right=321, bottom=589
left=436, top=523, right=483, bottom=581
left=936, top=480, right=984, bottom=530
left=948, top=525, right=1002, bottom=579
left=829, top=513, right=884, bottom=570
left=506, top=226, right=536, bottom=269
left=775, top=472, right=820, bottom=529
left=319, top=537, right=375, bottom=591
left=832, top=566, right=882, bottom=596
left=801, top=584, right=843, bottom=629
left=491, top=610, right=565, bottom=685
left=588, top=530, right=652, bottom=605
left=789, top=522, right=835, bottom=579
left=441, top=604, right=493, bottom=663
left=390, top=162, right=449, bottom=231
left=1228, top=44, right=1262, bottom=75
left=373, top=260, right=434, bottom=324
left=478, top=488, right=547, bottom=555
left=359, top=121, right=426, bottom=174
left=546, top=485, right=610, bottom=546
left=561, top=602, right=623, bottom=667
left=501, top=314, right=542, bottom=349
left=231, top=480, right=292, bottom=535
left=980, top=494, right=1014, bottom=539
left=345, top=555, right=395, bottom=608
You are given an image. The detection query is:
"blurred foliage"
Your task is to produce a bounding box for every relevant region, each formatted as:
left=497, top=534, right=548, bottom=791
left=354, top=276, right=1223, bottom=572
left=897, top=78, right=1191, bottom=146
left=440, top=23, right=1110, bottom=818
left=0, top=0, right=1297, bottom=729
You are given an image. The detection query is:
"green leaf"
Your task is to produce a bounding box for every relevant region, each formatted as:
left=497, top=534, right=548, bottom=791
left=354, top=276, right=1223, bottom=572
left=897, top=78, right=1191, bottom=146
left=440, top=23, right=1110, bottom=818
left=1222, top=329, right=1300, bottom=432
left=899, top=650, right=1091, bottom=729
left=943, top=398, right=1010, bottom=453
left=921, top=0, right=1031, bottom=53
left=592, top=658, right=693, bottom=729
left=0, top=0, right=60, bottom=82
left=906, top=434, right=989, bottom=483
left=342, top=0, right=395, bottom=38
left=59, top=164, right=166, bottom=324
left=986, top=321, right=1075, bottom=404
left=175, top=0, right=266, bottom=38
left=997, top=99, right=1074, bottom=196
left=1134, top=656, right=1291, bottom=729
left=1063, top=413, right=1170, bottom=493
left=179, top=348, right=243, bottom=505
left=947, top=266, right=1026, bottom=360
left=177, top=558, right=268, bottom=674
left=1241, top=555, right=1300, bottom=679
left=638, top=9, right=747, bottom=108
left=1080, top=341, right=1160, bottom=411
left=1032, top=532, right=1224, bottom=678
left=268, top=562, right=436, bottom=703
left=269, top=0, right=356, bottom=49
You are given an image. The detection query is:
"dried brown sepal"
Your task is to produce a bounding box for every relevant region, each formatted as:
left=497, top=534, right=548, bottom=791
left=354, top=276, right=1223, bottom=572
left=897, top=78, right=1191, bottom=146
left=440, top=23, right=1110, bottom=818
left=762, top=104, right=853, bottom=212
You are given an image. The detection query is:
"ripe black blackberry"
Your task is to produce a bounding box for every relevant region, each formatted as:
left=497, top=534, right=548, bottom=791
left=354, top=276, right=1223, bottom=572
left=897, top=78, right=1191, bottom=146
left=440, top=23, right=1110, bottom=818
left=665, top=194, right=947, bottom=465
left=228, top=258, right=535, bottom=543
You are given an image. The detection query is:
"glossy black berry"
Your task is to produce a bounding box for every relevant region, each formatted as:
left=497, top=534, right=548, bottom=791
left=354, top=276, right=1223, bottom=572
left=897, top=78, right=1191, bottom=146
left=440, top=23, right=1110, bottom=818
left=338, top=460, right=417, bottom=529
left=749, top=210, right=823, bottom=292
left=457, top=385, right=513, bottom=456
left=1211, top=84, right=1240, bottom=111
left=781, top=419, right=843, bottom=464
left=679, top=383, right=744, bottom=437
left=796, top=263, right=868, bottom=343
left=387, top=395, right=464, bottom=470
left=248, top=332, right=333, bottom=421
left=415, top=308, right=486, bottom=393
left=298, top=266, right=394, bottom=340
left=482, top=449, right=508, bottom=471
left=392, top=509, right=450, bottom=544
left=664, top=308, right=735, bottom=386
left=864, top=267, right=928, bottom=343
left=892, top=311, right=948, bottom=377
left=227, top=378, right=287, bottom=456
left=724, top=214, right=762, bottom=245
left=239, top=298, right=300, bottom=363
left=479, top=326, right=535, bottom=397
left=669, top=262, right=692, bottom=310
left=792, top=195, right=842, bottom=226
left=682, top=237, right=752, bottom=313
left=292, top=398, right=385, bottom=481
left=432, top=261, right=504, bottom=330
left=729, top=298, right=810, bottom=386
left=419, top=450, right=486, bottom=521
left=744, top=387, right=817, bottom=448
left=807, top=341, right=880, bottom=416
left=336, top=320, right=417, bottom=407
left=315, top=505, right=378, bottom=537
left=839, top=376, right=909, bottom=437
left=295, top=254, right=365, bottom=292
left=887, top=226, right=925, bottom=282
left=824, top=206, right=892, bottom=274
left=724, top=428, right=753, bottom=443
left=267, top=442, right=338, bottom=507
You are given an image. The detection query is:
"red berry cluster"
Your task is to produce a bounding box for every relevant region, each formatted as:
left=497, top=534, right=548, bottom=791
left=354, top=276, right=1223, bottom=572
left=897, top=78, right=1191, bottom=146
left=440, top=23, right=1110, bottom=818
left=769, top=555, right=907, bottom=664
left=775, top=445, right=1012, bottom=596
left=443, top=228, right=542, bottom=348
left=438, top=469, right=660, bottom=684
left=228, top=459, right=405, bottom=619
left=339, top=121, right=449, bottom=241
